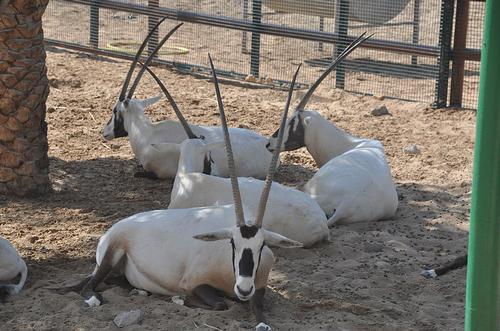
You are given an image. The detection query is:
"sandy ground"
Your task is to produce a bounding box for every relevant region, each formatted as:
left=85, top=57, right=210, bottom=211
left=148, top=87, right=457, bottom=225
left=0, top=47, right=476, bottom=330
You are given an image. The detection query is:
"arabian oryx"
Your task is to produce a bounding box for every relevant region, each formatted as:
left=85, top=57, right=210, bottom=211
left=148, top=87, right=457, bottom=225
left=267, top=33, right=398, bottom=226
left=142, top=64, right=329, bottom=247
left=63, top=56, right=302, bottom=331
left=0, top=236, right=28, bottom=302
left=102, top=19, right=273, bottom=179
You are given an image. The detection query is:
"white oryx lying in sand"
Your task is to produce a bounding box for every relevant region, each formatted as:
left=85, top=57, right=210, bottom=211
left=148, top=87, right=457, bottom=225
left=267, top=33, right=398, bottom=226
left=62, top=56, right=302, bottom=331
left=0, top=236, right=28, bottom=302
left=102, top=20, right=273, bottom=179
left=154, top=64, right=329, bottom=247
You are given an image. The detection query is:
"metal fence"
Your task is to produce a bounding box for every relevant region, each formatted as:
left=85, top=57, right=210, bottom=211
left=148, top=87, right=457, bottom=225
left=449, top=0, right=484, bottom=109
left=43, top=0, right=483, bottom=108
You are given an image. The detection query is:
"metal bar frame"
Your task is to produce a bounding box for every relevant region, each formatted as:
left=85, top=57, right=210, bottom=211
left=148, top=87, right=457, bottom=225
left=250, top=0, right=262, bottom=77
left=241, top=0, right=249, bottom=53
left=64, top=0, right=441, bottom=58
left=147, top=0, right=159, bottom=59
left=334, top=0, right=349, bottom=89
left=465, top=0, right=500, bottom=328
left=411, top=0, right=421, bottom=65
left=434, top=0, right=455, bottom=108
left=89, top=0, right=99, bottom=48
left=450, top=0, right=470, bottom=107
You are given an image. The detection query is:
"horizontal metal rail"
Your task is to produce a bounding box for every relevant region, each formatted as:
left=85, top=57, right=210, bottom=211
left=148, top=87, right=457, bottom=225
left=66, top=0, right=441, bottom=57
left=44, top=38, right=308, bottom=89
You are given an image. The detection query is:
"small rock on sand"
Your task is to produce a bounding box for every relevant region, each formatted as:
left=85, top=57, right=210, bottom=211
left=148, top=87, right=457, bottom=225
left=113, top=309, right=144, bottom=328
left=371, top=105, right=390, bottom=116
left=403, top=145, right=421, bottom=155
left=171, top=296, right=185, bottom=306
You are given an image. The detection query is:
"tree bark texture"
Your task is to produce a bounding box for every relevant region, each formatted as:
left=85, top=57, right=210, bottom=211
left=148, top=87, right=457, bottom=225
left=0, top=0, right=51, bottom=196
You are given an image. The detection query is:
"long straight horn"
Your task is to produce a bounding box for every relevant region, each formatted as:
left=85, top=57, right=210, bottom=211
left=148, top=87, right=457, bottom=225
left=139, top=63, right=198, bottom=139
left=119, top=17, right=166, bottom=102
left=295, top=32, right=372, bottom=111
left=127, top=22, right=183, bottom=99
left=254, top=64, right=301, bottom=228
left=208, top=53, right=246, bottom=227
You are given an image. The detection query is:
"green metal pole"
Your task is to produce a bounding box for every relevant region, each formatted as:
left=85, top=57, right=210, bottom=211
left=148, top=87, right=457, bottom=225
left=465, top=0, right=500, bottom=329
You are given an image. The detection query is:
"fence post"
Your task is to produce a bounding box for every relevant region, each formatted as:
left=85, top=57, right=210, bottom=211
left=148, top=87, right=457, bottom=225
left=411, top=0, right=421, bottom=65
left=148, top=0, right=160, bottom=59
left=241, top=0, right=249, bottom=54
left=250, top=0, right=262, bottom=77
left=318, top=16, right=325, bottom=51
left=450, top=0, right=470, bottom=107
left=434, top=0, right=454, bottom=108
left=90, top=0, right=99, bottom=48
left=334, top=0, right=349, bottom=89
left=465, top=0, right=500, bottom=329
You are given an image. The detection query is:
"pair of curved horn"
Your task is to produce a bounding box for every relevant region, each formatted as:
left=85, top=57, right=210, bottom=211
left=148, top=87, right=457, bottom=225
left=119, top=20, right=196, bottom=139
left=208, top=54, right=246, bottom=227
left=208, top=54, right=300, bottom=228
left=118, top=18, right=183, bottom=101
left=127, top=23, right=183, bottom=99
left=295, top=32, right=372, bottom=111
left=119, top=17, right=166, bottom=101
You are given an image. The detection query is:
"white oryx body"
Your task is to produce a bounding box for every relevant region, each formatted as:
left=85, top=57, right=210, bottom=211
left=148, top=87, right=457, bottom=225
left=0, top=237, right=28, bottom=298
left=107, top=98, right=272, bottom=179
left=168, top=139, right=329, bottom=247
left=102, top=21, right=272, bottom=179
left=95, top=206, right=274, bottom=297
left=270, top=110, right=398, bottom=226
left=67, top=54, right=304, bottom=331
left=266, top=34, right=397, bottom=226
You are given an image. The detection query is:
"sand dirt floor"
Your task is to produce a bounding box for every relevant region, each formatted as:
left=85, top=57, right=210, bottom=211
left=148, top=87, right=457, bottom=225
left=0, top=47, right=476, bottom=330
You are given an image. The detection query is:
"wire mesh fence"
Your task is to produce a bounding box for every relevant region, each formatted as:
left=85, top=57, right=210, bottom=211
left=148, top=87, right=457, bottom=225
left=43, top=0, right=483, bottom=108
left=461, top=0, right=484, bottom=109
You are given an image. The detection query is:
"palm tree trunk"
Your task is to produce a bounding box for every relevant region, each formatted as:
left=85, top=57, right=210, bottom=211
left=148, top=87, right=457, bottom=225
left=0, top=0, right=50, bottom=196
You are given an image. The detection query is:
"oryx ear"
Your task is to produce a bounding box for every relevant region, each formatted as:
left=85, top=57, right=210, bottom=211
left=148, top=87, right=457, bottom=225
left=263, top=229, right=303, bottom=248
left=193, top=228, right=233, bottom=242
left=140, top=95, right=161, bottom=108
left=302, top=116, right=313, bottom=127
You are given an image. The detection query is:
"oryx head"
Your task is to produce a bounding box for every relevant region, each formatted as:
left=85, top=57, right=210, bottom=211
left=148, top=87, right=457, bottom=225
left=103, top=20, right=185, bottom=140
left=193, top=55, right=303, bottom=301
left=267, top=32, right=372, bottom=152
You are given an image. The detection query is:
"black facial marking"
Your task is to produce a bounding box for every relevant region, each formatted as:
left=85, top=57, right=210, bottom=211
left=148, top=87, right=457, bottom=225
left=112, top=107, right=128, bottom=138
left=239, top=248, right=255, bottom=277
left=240, top=226, right=259, bottom=239
left=283, top=115, right=305, bottom=151
left=202, top=153, right=213, bottom=175
left=230, top=239, right=236, bottom=275
left=270, top=114, right=305, bottom=151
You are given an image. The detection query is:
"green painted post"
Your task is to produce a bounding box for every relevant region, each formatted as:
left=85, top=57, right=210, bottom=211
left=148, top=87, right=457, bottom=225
left=465, top=0, right=500, bottom=330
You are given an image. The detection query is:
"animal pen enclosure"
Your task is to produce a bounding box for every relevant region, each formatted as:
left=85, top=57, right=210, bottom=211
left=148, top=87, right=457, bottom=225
left=43, top=0, right=483, bottom=109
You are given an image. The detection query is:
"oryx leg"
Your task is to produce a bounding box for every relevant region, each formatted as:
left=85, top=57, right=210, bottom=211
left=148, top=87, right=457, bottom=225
left=251, top=288, right=271, bottom=331
left=326, top=208, right=341, bottom=227
left=0, top=259, right=28, bottom=303
left=192, top=284, right=228, bottom=311
left=421, top=254, right=468, bottom=278
left=81, top=248, right=125, bottom=307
